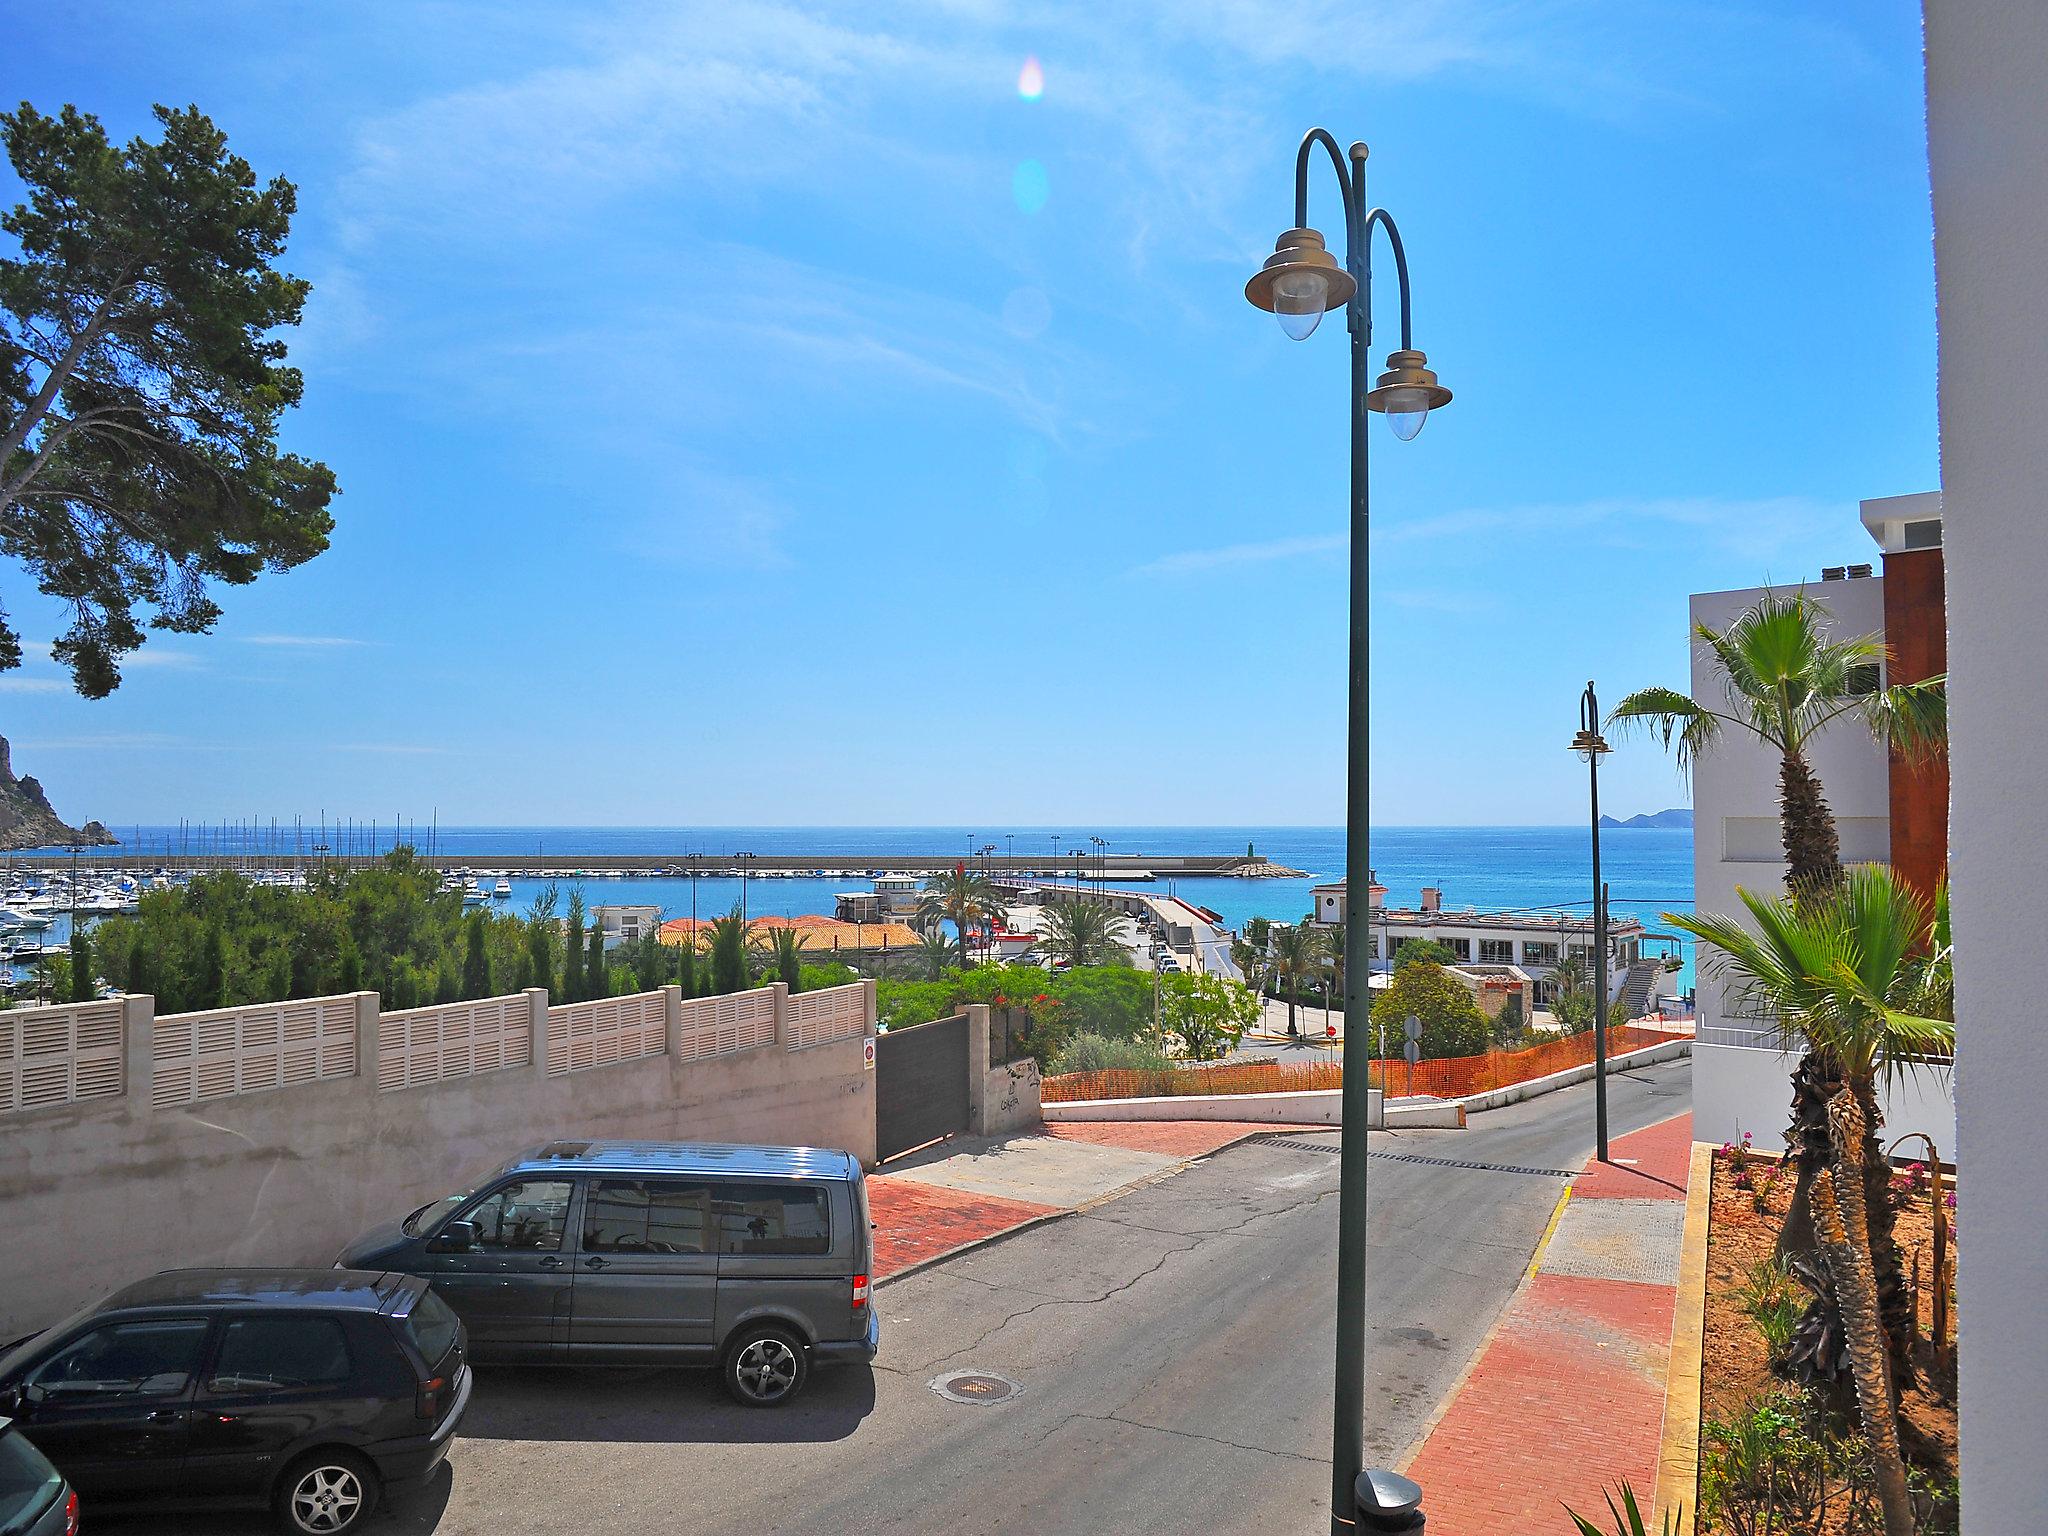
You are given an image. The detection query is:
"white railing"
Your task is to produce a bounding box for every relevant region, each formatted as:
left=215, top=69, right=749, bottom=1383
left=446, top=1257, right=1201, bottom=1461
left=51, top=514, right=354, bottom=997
left=546, top=990, right=667, bottom=1076
left=152, top=995, right=359, bottom=1109
left=676, top=988, right=776, bottom=1061
left=0, top=1000, right=125, bottom=1115
left=1696, top=1021, right=1787, bottom=1050
left=378, top=994, right=533, bottom=1091
left=784, top=982, right=867, bottom=1051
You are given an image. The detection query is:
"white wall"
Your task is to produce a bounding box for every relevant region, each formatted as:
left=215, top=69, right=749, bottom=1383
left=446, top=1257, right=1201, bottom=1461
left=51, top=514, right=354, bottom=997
left=1925, top=2, right=2048, bottom=1526
left=1692, top=1042, right=1954, bottom=1156
left=1689, top=575, right=1892, bottom=1049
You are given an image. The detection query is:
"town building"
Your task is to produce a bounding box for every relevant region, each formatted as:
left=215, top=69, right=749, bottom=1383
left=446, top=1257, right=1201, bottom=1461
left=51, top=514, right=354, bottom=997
left=657, top=913, right=922, bottom=958
left=833, top=873, right=923, bottom=924
left=1688, top=492, right=1952, bottom=1149
left=590, top=904, right=661, bottom=948
left=1308, top=879, right=1668, bottom=1014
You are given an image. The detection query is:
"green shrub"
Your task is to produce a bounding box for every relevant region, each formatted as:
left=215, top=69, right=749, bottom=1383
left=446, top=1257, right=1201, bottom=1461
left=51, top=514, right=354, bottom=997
left=1050, top=1033, right=1174, bottom=1076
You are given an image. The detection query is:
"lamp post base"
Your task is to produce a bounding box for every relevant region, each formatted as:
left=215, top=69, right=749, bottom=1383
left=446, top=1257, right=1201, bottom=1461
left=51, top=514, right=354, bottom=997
left=1351, top=1468, right=1426, bottom=1532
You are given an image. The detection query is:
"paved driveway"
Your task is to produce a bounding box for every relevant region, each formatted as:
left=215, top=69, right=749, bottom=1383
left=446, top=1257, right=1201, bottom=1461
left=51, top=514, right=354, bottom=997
left=116, top=1059, right=1691, bottom=1536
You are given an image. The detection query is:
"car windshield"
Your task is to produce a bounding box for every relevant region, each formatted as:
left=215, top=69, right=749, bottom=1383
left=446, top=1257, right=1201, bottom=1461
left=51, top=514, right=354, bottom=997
left=0, top=1429, right=63, bottom=1527
left=401, top=1194, right=470, bottom=1237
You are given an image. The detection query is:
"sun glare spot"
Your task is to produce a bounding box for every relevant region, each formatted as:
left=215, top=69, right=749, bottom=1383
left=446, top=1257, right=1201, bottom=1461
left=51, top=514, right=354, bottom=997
left=1017, top=56, right=1044, bottom=100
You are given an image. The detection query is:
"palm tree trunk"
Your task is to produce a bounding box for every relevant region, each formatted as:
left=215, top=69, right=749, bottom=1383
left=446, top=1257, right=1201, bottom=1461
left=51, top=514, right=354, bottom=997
left=1850, top=1075, right=1915, bottom=1371
left=1815, top=1088, right=1914, bottom=1536
left=1778, top=750, right=1843, bottom=903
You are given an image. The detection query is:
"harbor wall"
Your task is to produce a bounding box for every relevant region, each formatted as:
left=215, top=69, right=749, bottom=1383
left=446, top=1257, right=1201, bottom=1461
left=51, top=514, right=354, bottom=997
left=0, top=982, right=877, bottom=1337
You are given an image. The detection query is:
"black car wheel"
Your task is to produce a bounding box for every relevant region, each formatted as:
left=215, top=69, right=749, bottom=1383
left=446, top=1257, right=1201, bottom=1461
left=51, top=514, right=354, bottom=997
left=274, top=1447, right=381, bottom=1535
left=723, top=1324, right=808, bottom=1407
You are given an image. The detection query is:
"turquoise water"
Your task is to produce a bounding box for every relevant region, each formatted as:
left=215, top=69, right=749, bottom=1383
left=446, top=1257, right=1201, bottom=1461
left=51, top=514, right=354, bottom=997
left=83, top=824, right=1696, bottom=981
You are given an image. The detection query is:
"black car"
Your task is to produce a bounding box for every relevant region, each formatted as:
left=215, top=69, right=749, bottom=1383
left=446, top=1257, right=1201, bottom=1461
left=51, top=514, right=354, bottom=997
left=0, top=1421, right=74, bottom=1536
left=0, top=1270, right=470, bottom=1535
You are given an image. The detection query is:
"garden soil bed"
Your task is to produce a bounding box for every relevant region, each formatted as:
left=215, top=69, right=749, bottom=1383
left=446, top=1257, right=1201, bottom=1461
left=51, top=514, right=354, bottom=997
left=1701, top=1149, right=1958, bottom=1533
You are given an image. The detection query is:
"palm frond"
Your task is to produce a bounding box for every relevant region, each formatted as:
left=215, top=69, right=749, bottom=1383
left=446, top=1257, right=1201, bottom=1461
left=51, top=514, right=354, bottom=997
left=1862, top=675, right=1948, bottom=762
left=1607, top=687, right=1722, bottom=776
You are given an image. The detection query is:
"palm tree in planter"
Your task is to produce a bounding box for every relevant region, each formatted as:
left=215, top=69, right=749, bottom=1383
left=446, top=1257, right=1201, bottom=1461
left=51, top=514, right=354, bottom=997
left=915, top=865, right=1007, bottom=968
left=1669, top=865, right=1953, bottom=1415
left=1611, top=591, right=1946, bottom=1300
left=1038, top=899, right=1130, bottom=968
left=1267, top=924, right=1322, bottom=1039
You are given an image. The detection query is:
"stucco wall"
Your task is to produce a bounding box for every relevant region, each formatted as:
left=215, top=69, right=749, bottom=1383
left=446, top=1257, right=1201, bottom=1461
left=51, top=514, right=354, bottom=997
left=0, top=987, right=876, bottom=1337
left=1692, top=1042, right=1954, bottom=1156
left=1925, top=1, right=2048, bottom=1525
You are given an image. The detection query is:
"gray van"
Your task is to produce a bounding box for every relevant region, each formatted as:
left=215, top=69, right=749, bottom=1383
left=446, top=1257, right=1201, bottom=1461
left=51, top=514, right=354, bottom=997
left=337, top=1141, right=877, bottom=1406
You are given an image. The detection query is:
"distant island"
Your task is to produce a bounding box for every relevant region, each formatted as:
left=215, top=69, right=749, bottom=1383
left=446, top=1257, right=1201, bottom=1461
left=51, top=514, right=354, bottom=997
left=1598, top=808, right=1693, bottom=830
left=0, top=736, right=115, bottom=851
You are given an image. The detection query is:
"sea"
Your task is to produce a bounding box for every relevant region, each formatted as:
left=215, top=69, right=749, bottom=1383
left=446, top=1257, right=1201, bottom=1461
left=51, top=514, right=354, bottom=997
left=41, top=824, right=1699, bottom=986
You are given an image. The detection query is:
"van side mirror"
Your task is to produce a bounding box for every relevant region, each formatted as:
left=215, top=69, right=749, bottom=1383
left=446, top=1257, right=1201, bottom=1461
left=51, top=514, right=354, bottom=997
left=428, top=1220, right=478, bottom=1254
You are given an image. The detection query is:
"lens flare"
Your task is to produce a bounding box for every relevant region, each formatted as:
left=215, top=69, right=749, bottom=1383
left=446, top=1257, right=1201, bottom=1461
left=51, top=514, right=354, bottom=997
left=1017, top=56, right=1044, bottom=100
left=1012, top=159, right=1049, bottom=214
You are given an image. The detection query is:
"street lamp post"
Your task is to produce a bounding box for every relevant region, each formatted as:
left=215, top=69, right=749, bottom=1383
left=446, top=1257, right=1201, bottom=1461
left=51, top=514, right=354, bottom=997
left=1245, top=128, right=1451, bottom=1536
left=1573, top=683, right=1614, bottom=1163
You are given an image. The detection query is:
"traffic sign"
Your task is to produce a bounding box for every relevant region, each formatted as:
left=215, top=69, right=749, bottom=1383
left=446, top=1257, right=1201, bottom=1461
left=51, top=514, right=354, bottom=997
left=1403, top=1039, right=1421, bottom=1065
left=1403, top=1013, right=1422, bottom=1042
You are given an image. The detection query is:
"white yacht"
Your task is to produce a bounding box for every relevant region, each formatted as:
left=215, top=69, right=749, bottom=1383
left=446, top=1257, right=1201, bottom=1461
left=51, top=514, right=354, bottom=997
left=493, top=878, right=512, bottom=899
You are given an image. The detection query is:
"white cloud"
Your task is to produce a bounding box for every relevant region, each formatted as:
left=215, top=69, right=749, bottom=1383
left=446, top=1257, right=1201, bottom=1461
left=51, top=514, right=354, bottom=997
left=237, top=635, right=373, bottom=649
left=0, top=677, right=66, bottom=694
left=1136, top=532, right=1345, bottom=576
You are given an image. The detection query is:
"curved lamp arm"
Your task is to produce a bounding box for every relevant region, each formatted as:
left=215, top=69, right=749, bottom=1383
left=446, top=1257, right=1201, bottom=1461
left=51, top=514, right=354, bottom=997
left=1361, top=207, right=1415, bottom=352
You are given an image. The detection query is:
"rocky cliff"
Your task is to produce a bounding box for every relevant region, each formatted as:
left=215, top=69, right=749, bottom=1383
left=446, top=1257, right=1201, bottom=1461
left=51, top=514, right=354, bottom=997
left=0, top=737, right=115, bottom=851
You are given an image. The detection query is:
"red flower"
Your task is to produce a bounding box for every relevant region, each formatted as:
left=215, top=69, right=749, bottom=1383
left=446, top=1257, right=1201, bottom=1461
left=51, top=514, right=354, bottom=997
left=994, top=994, right=1008, bottom=1006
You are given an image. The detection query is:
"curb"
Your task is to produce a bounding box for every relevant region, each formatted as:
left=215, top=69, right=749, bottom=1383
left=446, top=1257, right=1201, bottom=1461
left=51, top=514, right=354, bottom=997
left=1652, top=1142, right=1714, bottom=1535
left=874, top=1125, right=1296, bottom=1289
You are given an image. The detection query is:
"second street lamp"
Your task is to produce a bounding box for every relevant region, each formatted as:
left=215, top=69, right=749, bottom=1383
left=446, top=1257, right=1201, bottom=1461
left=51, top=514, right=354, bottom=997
left=1573, top=684, right=1614, bottom=1163
left=1246, top=128, right=1451, bottom=1536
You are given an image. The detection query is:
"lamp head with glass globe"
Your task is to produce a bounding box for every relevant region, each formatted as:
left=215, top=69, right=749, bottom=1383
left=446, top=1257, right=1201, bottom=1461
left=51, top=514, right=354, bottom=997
left=1244, top=227, right=1354, bottom=341
left=1364, top=348, right=1453, bottom=441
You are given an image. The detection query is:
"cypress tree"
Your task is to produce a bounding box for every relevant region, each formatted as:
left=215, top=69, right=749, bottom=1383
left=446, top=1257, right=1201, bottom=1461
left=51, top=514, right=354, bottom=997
left=196, top=923, right=226, bottom=1008
left=462, top=914, right=492, bottom=999
left=562, top=892, right=584, bottom=1003
left=676, top=939, right=696, bottom=998
left=68, top=924, right=92, bottom=1002
left=126, top=930, right=151, bottom=1000
left=586, top=919, right=605, bottom=1000
left=526, top=919, right=551, bottom=1000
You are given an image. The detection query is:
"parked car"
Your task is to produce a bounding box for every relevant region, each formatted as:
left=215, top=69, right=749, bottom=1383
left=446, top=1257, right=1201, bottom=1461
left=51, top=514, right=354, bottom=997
left=339, top=1139, right=879, bottom=1406
left=0, top=1420, right=74, bottom=1536
left=0, top=1269, right=470, bottom=1535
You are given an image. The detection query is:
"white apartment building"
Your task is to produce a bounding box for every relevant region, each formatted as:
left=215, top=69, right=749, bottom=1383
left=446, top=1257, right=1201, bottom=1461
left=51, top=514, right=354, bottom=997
left=1687, top=494, right=1954, bottom=1150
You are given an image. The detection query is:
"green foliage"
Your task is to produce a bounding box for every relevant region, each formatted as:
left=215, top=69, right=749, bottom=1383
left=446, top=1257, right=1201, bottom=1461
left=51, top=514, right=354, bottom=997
left=1244, top=916, right=1271, bottom=948
left=768, top=928, right=804, bottom=992
left=461, top=914, right=491, bottom=999
left=0, top=103, right=336, bottom=695
left=67, top=923, right=92, bottom=1001
left=1490, top=992, right=1526, bottom=1049
left=1563, top=1481, right=1677, bottom=1536
left=915, top=867, right=1007, bottom=967
left=1038, top=899, right=1131, bottom=968
left=1160, top=972, right=1260, bottom=1061
left=874, top=963, right=1148, bottom=1070
left=1735, top=1257, right=1803, bottom=1360
left=1375, top=963, right=1488, bottom=1058
left=913, top=928, right=953, bottom=981
left=705, top=907, right=753, bottom=995
left=1393, top=938, right=1460, bottom=970
left=1046, top=966, right=1152, bottom=1041
left=562, top=890, right=585, bottom=1003
left=1699, top=1392, right=1889, bottom=1535
left=1052, top=1033, right=1173, bottom=1075
left=799, top=962, right=858, bottom=992
left=584, top=919, right=604, bottom=1004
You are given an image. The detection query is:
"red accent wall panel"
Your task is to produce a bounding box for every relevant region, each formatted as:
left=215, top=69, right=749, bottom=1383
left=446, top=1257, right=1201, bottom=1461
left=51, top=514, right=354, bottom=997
left=1883, top=547, right=1949, bottom=903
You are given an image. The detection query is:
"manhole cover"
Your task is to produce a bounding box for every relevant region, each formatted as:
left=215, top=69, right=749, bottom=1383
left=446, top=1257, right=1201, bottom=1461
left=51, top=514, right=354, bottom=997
left=929, top=1370, right=1023, bottom=1405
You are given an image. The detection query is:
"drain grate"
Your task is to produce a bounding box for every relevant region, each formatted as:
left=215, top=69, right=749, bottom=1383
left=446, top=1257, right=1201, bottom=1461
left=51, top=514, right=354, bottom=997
left=1263, top=1137, right=1574, bottom=1179
left=929, top=1370, right=1024, bottom=1406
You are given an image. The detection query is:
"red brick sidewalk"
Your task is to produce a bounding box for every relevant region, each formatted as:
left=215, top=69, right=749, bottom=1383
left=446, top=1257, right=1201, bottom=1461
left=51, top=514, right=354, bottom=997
left=867, top=1178, right=1057, bottom=1279
left=1402, top=1113, right=1693, bottom=1534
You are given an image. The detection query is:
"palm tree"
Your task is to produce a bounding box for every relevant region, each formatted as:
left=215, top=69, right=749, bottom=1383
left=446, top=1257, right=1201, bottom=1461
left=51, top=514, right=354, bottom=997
left=1609, top=591, right=1945, bottom=901
left=1614, top=591, right=1948, bottom=1325
left=1669, top=867, right=1953, bottom=1400
left=764, top=926, right=804, bottom=992
left=1229, top=938, right=1264, bottom=993
left=915, top=866, right=1007, bottom=968
left=912, top=927, right=954, bottom=981
left=702, top=907, right=755, bottom=995
left=1267, top=924, right=1321, bottom=1039
left=1038, top=899, right=1130, bottom=968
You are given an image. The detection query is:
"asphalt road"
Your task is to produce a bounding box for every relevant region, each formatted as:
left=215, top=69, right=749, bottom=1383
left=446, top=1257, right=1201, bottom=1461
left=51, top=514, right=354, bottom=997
left=118, top=1057, right=1690, bottom=1536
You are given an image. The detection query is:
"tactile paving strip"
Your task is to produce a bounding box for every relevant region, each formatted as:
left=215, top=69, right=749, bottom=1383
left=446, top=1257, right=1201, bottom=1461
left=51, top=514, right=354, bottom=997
left=1538, top=1197, right=1685, bottom=1285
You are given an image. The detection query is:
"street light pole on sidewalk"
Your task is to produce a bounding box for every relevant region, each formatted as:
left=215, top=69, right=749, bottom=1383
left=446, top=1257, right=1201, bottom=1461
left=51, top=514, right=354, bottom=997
left=1245, top=128, right=1452, bottom=1535
left=1573, top=683, right=1613, bottom=1163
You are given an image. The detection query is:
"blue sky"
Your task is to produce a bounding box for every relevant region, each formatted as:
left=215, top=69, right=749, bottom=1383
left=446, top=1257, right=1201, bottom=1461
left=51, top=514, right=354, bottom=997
left=2, top=1, right=1938, bottom=828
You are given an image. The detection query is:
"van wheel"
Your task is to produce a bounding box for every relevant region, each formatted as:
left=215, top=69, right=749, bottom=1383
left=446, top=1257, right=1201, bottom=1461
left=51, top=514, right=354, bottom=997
left=724, top=1324, right=808, bottom=1407
left=274, top=1448, right=381, bottom=1535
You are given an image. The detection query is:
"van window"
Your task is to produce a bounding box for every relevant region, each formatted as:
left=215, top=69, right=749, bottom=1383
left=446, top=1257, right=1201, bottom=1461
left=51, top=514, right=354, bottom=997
left=209, top=1317, right=352, bottom=1393
left=465, top=1180, right=574, bottom=1251
left=583, top=1179, right=712, bottom=1255
left=31, top=1319, right=210, bottom=1398
left=715, top=1185, right=831, bottom=1256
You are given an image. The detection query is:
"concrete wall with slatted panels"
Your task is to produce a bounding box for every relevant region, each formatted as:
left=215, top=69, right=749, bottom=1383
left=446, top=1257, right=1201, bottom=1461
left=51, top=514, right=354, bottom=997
left=0, top=980, right=877, bottom=1337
